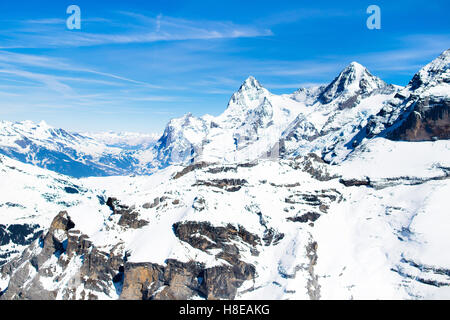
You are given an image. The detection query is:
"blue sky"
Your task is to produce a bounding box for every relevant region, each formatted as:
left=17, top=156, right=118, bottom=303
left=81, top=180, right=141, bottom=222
left=0, top=0, right=448, bottom=133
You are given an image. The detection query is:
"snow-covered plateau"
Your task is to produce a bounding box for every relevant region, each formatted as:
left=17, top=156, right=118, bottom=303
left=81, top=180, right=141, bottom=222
left=0, top=49, right=449, bottom=300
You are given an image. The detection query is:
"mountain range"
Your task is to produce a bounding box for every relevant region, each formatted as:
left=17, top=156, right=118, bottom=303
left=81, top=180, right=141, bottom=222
left=1, top=51, right=448, bottom=176
left=0, top=49, right=448, bottom=300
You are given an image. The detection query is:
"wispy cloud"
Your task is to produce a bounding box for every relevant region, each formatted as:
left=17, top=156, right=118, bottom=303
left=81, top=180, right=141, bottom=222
left=262, top=63, right=341, bottom=77
left=257, top=8, right=359, bottom=26
left=341, top=34, right=450, bottom=74
left=1, top=12, right=272, bottom=49
left=0, top=67, right=75, bottom=95
left=20, top=17, right=112, bottom=25
left=0, top=50, right=162, bottom=89
left=23, top=18, right=66, bottom=25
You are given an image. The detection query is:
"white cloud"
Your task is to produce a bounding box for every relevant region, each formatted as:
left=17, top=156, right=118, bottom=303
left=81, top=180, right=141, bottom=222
left=2, top=13, right=273, bottom=49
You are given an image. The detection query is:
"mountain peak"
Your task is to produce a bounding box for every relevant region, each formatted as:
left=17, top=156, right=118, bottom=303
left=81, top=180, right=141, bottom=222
left=408, top=48, right=450, bottom=91
left=345, top=61, right=366, bottom=72
left=225, top=76, right=268, bottom=112
left=240, top=76, right=263, bottom=91
left=37, top=120, right=52, bottom=130
left=318, top=62, right=386, bottom=104
left=440, top=48, right=450, bottom=59
left=340, top=61, right=370, bottom=78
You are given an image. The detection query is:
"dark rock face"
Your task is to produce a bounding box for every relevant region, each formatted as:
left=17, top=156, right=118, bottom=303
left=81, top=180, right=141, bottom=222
left=200, top=263, right=255, bottom=300
left=143, top=196, right=169, bottom=209
left=205, top=163, right=259, bottom=175
left=338, top=95, right=359, bottom=110
left=173, top=221, right=260, bottom=252
left=193, top=179, right=248, bottom=192
left=0, top=224, right=43, bottom=266
left=287, top=212, right=321, bottom=223
left=120, top=221, right=261, bottom=300
left=120, top=260, right=203, bottom=300
left=339, top=178, right=371, bottom=187
left=305, top=241, right=320, bottom=300
left=282, top=188, right=342, bottom=226
left=261, top=228, right=285, bottom=246
left=388, top=97, right=450, bottom=141
left=120, top=258, right=256, bottom=300
left=106, top=197, right=149, bottom=229
left=0, top=224, right=41, bottom=247
left=284, top=189, right=342, bottom=210
left=173, top=162, right=209, bottom=179
left=290, top=154, right=337, bottom=181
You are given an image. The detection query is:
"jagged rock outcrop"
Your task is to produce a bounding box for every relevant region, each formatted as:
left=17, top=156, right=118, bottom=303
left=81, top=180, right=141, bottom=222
left=120, top=260, right=203, bottom=300
left=366, top=49, right=449, bottom=142
left=106, top=197, right=148, bottom=229
left=120, top=257, right=256, bottom=300
left=290, top=153, right=338, bottom=181
left=287, top=212, right=321, bottom=223
left=388, top=97, right=449, bottom=141
left=0, top=212, right=124, bottom=300
left=193, top=178, right=248, bottom=192
left=173, top=221, right=260, bottom=254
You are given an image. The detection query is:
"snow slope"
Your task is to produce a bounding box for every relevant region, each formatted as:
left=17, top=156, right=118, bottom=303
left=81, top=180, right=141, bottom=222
left=1, top=135, right=449, bottom=299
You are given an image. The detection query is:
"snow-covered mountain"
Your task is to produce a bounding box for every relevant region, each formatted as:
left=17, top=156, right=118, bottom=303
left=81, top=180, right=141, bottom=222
left=317, top=61, right=388, bottom=104
left=1, top=50, right=448, bottom=177
left=0, top=62, right=399, bottom=176
left=147, top=65, right=398, bottom=169
left=281, top=62, right=399, bottom=163
left=0, top=121, right=162, bottom=177
left=366, top=49, right=449, bottom=142
left=0, top=50, right=449, bottom=300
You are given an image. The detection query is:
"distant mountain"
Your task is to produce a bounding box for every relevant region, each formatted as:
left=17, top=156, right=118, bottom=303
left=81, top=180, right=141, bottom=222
left=0, top=121, right=156, bottom=177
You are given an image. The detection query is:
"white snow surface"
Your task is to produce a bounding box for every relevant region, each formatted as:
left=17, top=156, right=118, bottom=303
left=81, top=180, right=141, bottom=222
left=2, top=131, right=448, bottom=299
